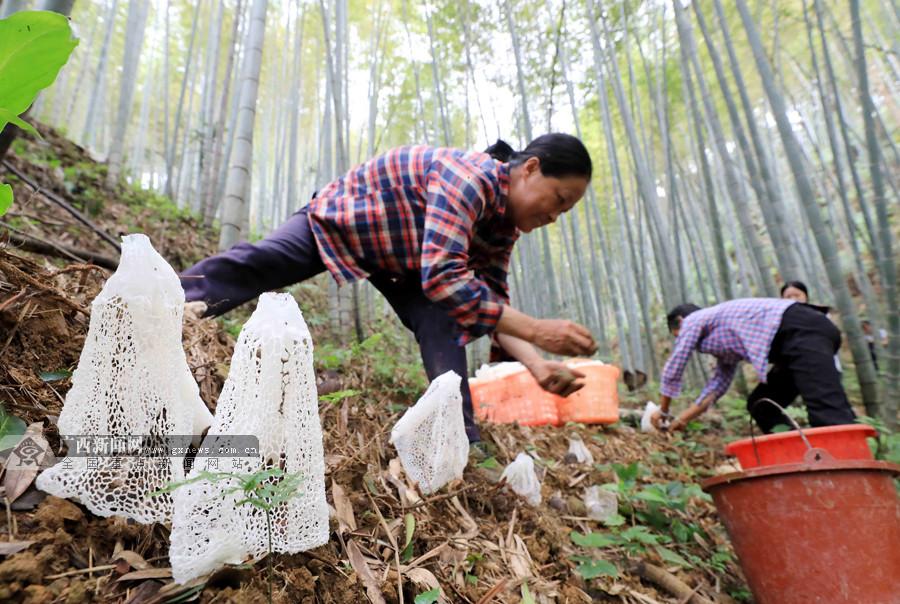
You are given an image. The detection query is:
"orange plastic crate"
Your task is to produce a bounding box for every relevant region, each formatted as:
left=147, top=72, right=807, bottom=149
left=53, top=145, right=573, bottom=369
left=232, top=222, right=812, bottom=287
left=470, top=368, right=560, bottom=426
left=470, top=360, right=619, bottom=426
left=555, top=360, right=620, bottom=424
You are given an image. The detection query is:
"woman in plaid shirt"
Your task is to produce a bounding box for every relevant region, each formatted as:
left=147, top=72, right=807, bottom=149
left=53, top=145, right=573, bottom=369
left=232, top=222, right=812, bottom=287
left=181, top=134, right=598, bottom=443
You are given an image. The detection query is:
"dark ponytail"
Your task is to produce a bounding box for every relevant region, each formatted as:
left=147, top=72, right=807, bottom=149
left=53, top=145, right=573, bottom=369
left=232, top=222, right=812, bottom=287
left=484, top=133, right=592, bottom=179
left=484, top=139, right=515, bottom=162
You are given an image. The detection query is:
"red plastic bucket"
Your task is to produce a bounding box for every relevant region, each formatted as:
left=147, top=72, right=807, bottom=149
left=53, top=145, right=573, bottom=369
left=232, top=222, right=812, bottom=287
left=726, top=424, right=877, bottom=469
left=703, top=450, right=899, bottom=604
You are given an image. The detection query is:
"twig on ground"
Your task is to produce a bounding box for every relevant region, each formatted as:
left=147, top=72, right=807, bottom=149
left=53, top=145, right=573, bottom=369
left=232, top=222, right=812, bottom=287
left=2, top=159, right=121, bottom=253
left=0, top=256, right=89, bottom=315
left=0, top=301, right=33, bottom=356
left=45, top=556, right=168, bottom=579
left=474, top=578, right=509, bottom=604
left=365, top=488, right=403, bottom=604
left=2, top=227, right=118, bottom=269
left=0, top=288, right=26, bottom=313
left=630, top=561, right=715, bottom=604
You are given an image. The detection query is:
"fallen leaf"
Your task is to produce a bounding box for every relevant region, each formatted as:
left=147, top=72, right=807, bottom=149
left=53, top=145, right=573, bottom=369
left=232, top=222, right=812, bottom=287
left=346, top=539, right=386, bottom=604
left=404, top=543, right=448, bottom=571
left=3, top=423, right=51, bottom=503
left=0, top=540, right=35, bottom=556
left=9, top=485, right=46, bottom=511
left=114, top=550, right=151, bottom=571
left=122, top=579, right=164, bottom=604
left=39, top=369, right=71, bottom=382
left=143, top=576, right=206, bottom=604
left=449, top=496, right=479, bottom=539
left=405, top=567, right=441, bottom=590
left=117, top=568, right=173, bottom=581
left=331, top=480, right=357, bottom=533
left=5, top=367, right=32, bottom=386
left=509, top=535, right=534, bottom=579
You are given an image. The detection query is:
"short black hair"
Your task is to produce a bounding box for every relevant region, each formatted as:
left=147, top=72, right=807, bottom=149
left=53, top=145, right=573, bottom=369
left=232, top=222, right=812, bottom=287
left=780, top=280, right=809, bottom=297
left=484, top=133, right=593, bottom=179
left=667, top=304, right=701, bottom=333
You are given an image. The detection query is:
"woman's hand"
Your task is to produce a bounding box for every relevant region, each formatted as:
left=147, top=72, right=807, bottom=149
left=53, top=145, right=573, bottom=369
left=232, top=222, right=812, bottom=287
left=532, top=319, right=597, bottom=356
left=529, top=359, right=586, bottom=397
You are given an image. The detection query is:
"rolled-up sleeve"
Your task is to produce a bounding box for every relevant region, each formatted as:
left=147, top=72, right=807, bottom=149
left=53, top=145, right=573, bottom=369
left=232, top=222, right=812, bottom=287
left=660, top=322, right=703, bottom=398
left=696, top=361, right=738, bottom=406
left=420, top=161, right=505, bottom=345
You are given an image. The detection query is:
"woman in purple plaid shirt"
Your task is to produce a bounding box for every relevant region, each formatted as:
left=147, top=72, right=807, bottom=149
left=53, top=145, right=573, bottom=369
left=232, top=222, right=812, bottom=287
left=181, top=134, right=598, bottom=444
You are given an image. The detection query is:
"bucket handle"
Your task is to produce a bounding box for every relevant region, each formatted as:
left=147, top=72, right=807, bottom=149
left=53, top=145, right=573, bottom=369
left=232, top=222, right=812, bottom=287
left=747, top=398, right=814, bottom=465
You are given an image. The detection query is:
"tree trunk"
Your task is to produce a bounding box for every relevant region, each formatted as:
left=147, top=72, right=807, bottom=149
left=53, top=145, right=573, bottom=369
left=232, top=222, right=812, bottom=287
left=82, top=0, right=119, bottom=150
left=218, top=0, right=268, bottom=250
left=425, top=4, right=451, bottom=145
left=286, top=2, right=306, bottom=216
left=735, top=0, right=880, bottom=417
left=194, top=0, right=225, bottom=214
left=710, top=0, right=801, bottom=282
left=850, top=0, right=898, bottom=426
left=0, top=0, right=30, bottom=18
left=205, top=0, right=244, bottom=225
left=674, top=1, right=773, bottom=297
left=165, top=0, right=202, bottom=200
left=106, top=0, right=150, bottom=187
left=676, top=12, right=733, bottom=302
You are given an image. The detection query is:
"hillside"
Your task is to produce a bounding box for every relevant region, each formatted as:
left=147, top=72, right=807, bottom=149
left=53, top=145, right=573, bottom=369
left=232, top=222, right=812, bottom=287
left=2, top=125, right=755, bottom=604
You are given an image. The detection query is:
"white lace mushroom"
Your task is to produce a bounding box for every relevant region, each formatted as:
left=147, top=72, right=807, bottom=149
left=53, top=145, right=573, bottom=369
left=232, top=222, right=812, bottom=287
left=36, top=234, right=213, bottom=524
left=168, top=293, right=328, bottom=584
left=390, top=371, right=469, bottom=495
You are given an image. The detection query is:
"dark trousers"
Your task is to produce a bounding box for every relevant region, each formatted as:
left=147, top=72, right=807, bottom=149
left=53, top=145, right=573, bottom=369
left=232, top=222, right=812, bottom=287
left=181, top=208, right=481, bottom=442
left=747, top=303, right=856, bottom=433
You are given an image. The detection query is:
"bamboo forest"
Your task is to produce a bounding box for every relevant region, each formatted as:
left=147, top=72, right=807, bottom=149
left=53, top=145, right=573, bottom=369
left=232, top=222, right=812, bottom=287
left=0, top=0, right=897, bottom=603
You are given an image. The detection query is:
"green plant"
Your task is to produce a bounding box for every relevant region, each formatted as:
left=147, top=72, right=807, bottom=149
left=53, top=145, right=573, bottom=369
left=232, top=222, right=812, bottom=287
left=520, top=582, right=536, bottom=604
left=571, top=556, right=618, bottom=580
left=39, top=369, right=72, bottom=382
left=316, top=329, right=427, bottom=400
left=0, top=10, right=79, bottom=216
left=401, top=513, right=415, bottom=562
left=729, top=587, right=753, bottom=602
left=707, top=547, right=736, bottom=573
left=463, top=551, right=482, bottom=585
left=319, top=389, right=362, bottom=405
left=0, top=405, right=27, bottom=446
left=571, top=461, right=713, bottom=581
left=153, top=467, right=303, bottom=604
left=858, top=416, right=900, bottom=464
left=476, top=456, right=500, bottom=470
left=413, top=588, right=440, bottom=604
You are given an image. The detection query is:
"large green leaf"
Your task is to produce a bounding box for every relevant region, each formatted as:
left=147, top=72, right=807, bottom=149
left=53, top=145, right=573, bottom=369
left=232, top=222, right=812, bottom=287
left=0, top=10, right=79, bottom=128
left=0, top=107, right=37, bottom=135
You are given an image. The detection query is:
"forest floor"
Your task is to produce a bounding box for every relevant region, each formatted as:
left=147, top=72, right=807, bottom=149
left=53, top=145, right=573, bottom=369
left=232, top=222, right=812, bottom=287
left=0, top=126, right=776, bottom=603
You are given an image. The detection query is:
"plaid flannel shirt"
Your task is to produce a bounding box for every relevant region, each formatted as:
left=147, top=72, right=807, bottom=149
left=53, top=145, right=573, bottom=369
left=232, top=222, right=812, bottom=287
left=661, top=298, right=796, bottom=405
left=308, top=146, right=517, bottom=345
